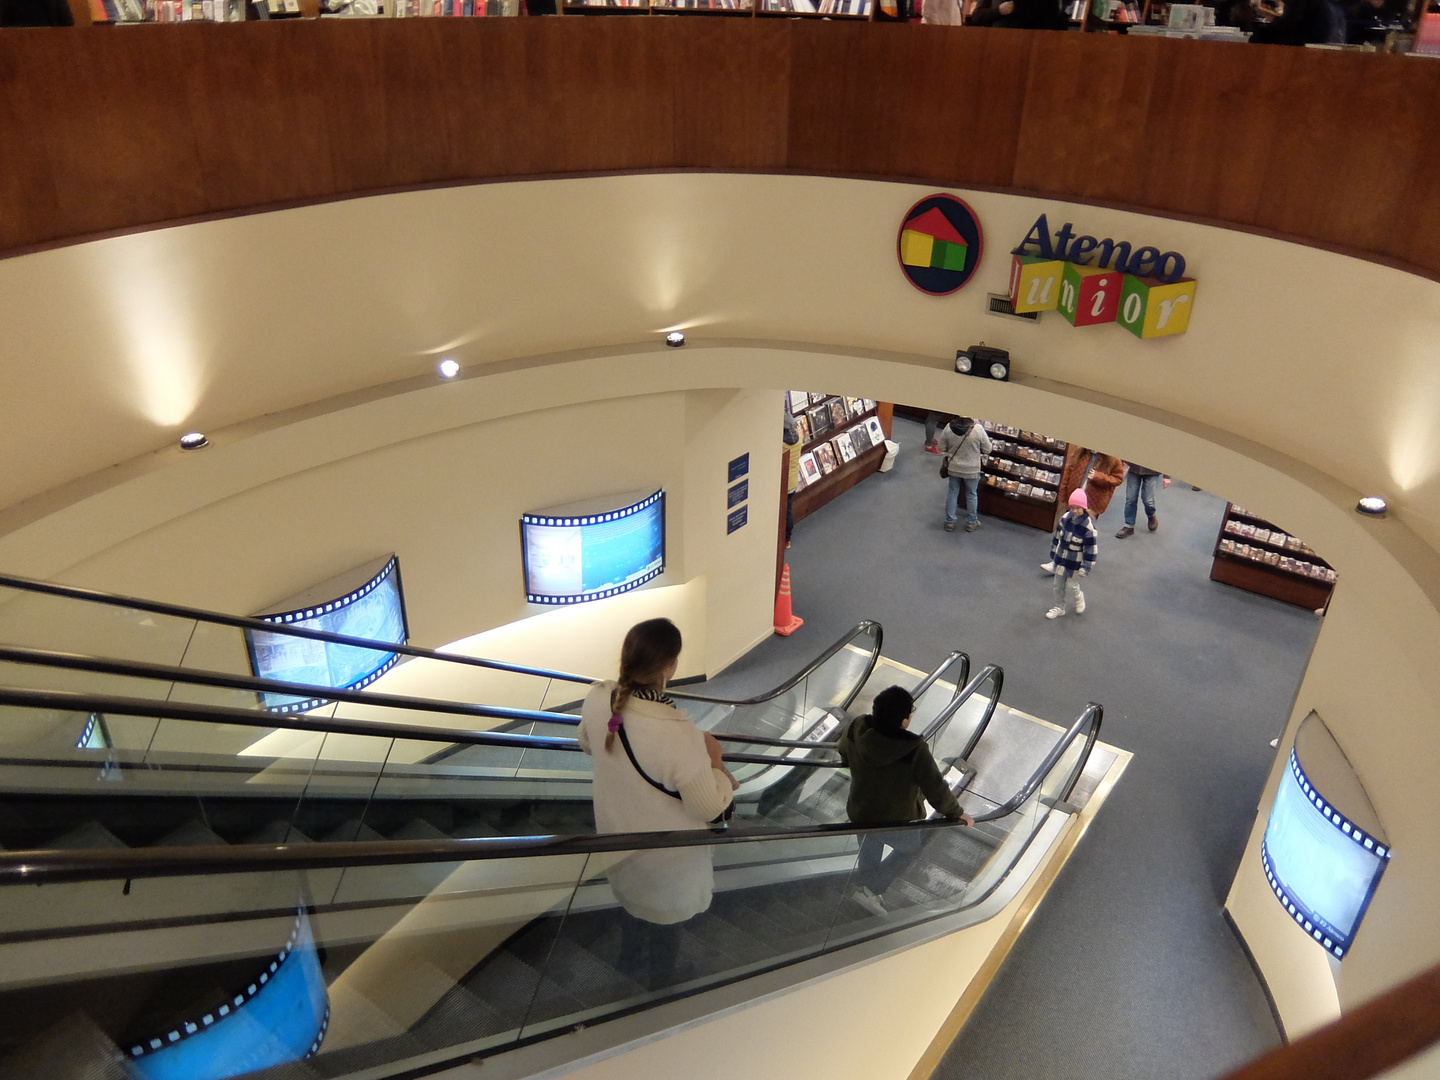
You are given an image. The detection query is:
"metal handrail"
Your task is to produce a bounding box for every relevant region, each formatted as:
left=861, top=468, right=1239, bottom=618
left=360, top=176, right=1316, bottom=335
left=668, top=620, right=884, bottom=709
left=917, top=662, right=1003, bottom=745
left=971, top=703, right=1103, bottom=823
left=0, top=685, right=840, bottom=771
left=0, top=569, right=598, bottom=685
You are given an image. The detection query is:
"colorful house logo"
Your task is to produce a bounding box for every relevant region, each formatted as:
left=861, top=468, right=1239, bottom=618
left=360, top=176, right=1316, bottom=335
left=898, top=195, right=983, bottom=296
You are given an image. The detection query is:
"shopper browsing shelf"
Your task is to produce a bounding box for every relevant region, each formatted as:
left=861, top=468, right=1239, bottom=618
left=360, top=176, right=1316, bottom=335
left=1047, top=489, right=1098, bottom=620
left=937, top=416, right=992, bottom=533
left=838, top=686, right=973, bottom=915
left=783, top=409, right=802, bottom=547
left=1116, top=461, right=1161, bottom=539
left=578, top=619, right=737, bottom=981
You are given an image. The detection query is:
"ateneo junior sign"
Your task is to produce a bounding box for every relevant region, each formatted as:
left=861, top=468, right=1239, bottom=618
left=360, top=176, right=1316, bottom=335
left=1008, top=214, right=1197, bottom=339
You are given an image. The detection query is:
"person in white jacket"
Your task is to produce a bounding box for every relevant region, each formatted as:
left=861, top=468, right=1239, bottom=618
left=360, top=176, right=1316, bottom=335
left=579, top=619, right=736, bottom=983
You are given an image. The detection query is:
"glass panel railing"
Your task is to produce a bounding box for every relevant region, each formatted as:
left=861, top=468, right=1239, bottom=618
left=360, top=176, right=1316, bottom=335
left=0, top=702, right=1099, bottom=1080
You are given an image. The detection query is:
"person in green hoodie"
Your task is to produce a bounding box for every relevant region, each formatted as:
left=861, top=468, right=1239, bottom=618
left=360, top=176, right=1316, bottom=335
left=838, top=685, right=973, bottom=914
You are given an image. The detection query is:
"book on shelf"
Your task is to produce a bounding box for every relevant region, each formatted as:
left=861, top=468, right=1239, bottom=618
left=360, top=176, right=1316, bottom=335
left=850, top=424, right=873, bottom=455
left=796, top=415, right=812, bottom=443
left=799, top=452, right=821, bottom=487
left=834, top=432, right=857, bottom=463
left=845, top=396, right=867, bottom=420
left=864, top=417, right=886, bottom=446
left=827, top=399, right=847, bottom=429
left=814, top=443, right=838, bottom=475
left=807, top=404, right=834, bottom=439
left=789, top=390, right=810, bottom=414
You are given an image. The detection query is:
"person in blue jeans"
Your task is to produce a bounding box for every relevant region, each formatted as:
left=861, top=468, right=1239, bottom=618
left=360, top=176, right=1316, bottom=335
left=936, top=417, right=992, bottom=533
left=1116, top=461, right=1161, bottom=538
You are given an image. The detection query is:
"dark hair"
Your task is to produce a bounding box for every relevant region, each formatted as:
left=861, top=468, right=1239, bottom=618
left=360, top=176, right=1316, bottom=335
left=871, top=685, right=915, bottom=734
left=606, top=618, right=683, bottom=751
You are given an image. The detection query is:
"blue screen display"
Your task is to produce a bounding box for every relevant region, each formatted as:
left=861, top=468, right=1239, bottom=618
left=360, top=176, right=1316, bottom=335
left=130, top=911, right=329, bottom=1080
left=523, top=491, right=665, bottom=605
left=1261, top=751, right=1390, bottom=958
left=246, top=558, right=408, bottom=712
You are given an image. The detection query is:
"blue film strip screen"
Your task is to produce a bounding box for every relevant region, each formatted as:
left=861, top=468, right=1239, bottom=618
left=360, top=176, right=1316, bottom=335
left=245, top=557, right=408, bottom=712
left=522, top=490, right=665, bottom=605
left=1261, top=750, right=1391, bottom=958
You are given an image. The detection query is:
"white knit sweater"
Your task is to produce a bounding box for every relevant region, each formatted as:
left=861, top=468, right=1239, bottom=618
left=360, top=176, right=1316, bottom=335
left=578, top=680, right=734, bottom=922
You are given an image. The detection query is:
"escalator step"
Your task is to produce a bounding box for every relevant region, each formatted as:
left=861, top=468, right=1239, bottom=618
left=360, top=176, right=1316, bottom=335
left=449, top=820, right=503, bottom=839
left=152, top=820, right=228, bottom=848
left=389, top=819, right=449, bottom=842
left=47, top=821, right=126, bottom=850
left=321, top=820, right=385, bottom=844
left=243, top=821, right=312, bottom=846
left=0, top=1011, right=134, bottom=1080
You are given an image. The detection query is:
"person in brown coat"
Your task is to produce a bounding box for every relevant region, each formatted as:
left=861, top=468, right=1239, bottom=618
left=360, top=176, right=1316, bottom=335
left=1084, top=455, right=1127, bottom=518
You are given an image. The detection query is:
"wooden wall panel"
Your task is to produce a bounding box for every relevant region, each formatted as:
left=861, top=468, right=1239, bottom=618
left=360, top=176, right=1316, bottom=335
left=1, top=21, right=1438, bottom=282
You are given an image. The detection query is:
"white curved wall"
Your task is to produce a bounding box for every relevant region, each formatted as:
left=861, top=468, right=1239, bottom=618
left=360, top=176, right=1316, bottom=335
left=1, top=174, right=1438, bottom=1056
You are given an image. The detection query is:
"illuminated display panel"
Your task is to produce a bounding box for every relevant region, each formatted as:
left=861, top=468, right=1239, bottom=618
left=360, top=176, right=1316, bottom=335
left=129, top=910, right=329, bottom=1080
left=522, top=490, right=665, bottom=605
left=1261, top=750, right=1391, bottom=958
left=244, top=557, right=408, bottom=713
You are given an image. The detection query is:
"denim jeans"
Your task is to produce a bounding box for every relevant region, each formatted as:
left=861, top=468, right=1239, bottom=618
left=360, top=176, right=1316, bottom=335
left=1053, top=568, right=1082, bottom=609
left=946, top=475, right=980, bottom=526
left=856, top=829, right=927, bottom=894
left=1123, top=471, right=1159, bottom=527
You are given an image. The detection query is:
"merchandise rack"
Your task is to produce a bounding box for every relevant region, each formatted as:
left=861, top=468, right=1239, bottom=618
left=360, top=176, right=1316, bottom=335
left=1210, top=502, right=1336, bottom=610
left=789, top=393, right=892, bottom=524
left=977, top=421, right=1083, bottom=532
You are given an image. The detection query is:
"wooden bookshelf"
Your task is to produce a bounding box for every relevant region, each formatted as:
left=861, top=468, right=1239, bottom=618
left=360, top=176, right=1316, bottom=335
left=976, top=422, right=1081, bottom=532
left=1210, top=502, right=1336, bottom=610
left=791, top=395, right=893, bottom=524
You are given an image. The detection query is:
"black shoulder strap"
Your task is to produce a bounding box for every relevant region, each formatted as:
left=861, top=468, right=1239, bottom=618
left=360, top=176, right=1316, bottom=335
left=617, top=725, right=682, bottom=800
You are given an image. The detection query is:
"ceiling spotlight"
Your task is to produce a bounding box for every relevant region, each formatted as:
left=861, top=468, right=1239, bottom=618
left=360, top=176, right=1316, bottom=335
left=1356, top=496, right=1387, bottom=518
left=438, top=359, right=460, bottom=379
left=178, top=432, right=209, bottom=451
left=665, top=332, right=686, bottom=348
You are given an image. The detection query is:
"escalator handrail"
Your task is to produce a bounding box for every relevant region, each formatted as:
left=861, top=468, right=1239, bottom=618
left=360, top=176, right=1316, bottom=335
left=0, top=643, right=848, bottom=755
left=916, top=662, right=1003, bottom=745
left=666, top=620, right=884, bottom=709
left=0, top=570, right=600, bottom=687
left=971, top=702, right=1103, bottom=823
left=0, top=811, right=992, bottom=887
left=0, top=684, right=840, bottom=771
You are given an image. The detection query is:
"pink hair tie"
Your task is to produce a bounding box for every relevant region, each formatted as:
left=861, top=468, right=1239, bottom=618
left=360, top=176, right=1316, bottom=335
left=607, top=714, right=624, bottom=734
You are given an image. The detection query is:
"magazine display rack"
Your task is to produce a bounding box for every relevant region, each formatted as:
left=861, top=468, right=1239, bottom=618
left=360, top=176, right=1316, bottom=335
left=1211, top=502, right=1336, bottom=610
left=789, top=392, right=893, bottom=524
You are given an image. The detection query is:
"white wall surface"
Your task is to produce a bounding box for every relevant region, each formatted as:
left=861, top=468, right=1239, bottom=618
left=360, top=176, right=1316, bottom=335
left=1, top=173, right=1438, bottom=1064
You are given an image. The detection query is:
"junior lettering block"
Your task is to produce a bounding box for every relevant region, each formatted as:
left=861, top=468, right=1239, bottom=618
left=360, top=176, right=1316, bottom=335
left=1057, top=263, right=1122, bottom=327
left=1009, top=254, right=1064, bottom=314
left=1118, top=275, right=1197, bottom=339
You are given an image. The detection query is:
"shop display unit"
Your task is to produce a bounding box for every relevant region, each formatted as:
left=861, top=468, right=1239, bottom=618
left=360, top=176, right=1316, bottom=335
left=976, top=422, right=1084, bottom=532
left=789, top=391, right=893, bottom=524
left=1210, top=503, right=1336, bottom=610
left=563, top=0, right=870, bottom=16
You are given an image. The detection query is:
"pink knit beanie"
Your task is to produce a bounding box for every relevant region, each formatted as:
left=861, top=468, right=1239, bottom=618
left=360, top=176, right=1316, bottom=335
left=1068, top=488, right=1089, bottom=509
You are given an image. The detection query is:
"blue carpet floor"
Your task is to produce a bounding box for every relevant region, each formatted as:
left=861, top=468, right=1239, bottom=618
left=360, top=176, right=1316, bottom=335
left=704, top=415, right=1319, bottom=1080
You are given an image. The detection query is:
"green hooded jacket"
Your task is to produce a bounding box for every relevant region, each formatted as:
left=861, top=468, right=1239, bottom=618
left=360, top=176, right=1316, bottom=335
left=837, top=714, right=962, bottom=825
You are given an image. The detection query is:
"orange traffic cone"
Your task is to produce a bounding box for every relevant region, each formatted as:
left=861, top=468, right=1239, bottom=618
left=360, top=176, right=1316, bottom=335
left=774, top=563, right=804, bottom=636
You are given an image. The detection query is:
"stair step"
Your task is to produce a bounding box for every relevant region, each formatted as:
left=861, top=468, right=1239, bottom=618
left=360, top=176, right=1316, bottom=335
left=243, top=821, right=312, bottom=845
left=321, top=820, right=385, bottom=844
left=152, top=820, right=228, bottom=847
left=48, top=820, right=126, bottom=850
left=389, top=819, right=448, bottom=842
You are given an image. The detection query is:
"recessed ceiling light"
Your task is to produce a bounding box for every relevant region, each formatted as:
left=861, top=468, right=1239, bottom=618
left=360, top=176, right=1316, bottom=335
left=178, top=432, right=209, bottom=451
left=665, top=332, right=686, bottom=348
left=1356, top=496, right=1387, bottom=518
left=438, top=359, right=460, bottom=378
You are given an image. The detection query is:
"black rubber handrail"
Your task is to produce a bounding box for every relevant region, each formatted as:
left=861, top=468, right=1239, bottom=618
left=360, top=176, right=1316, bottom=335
left=0, top=699, right=1104, bottom=885
left=0, top=685, right=841, bottom=770
left=0, top=570, right=598, bottom=686
left=971, top=703, right=1103, bottom=823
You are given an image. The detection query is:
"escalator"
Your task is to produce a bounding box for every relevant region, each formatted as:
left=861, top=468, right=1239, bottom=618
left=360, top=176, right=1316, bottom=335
left=0, top=571, right=1103, bottom=1080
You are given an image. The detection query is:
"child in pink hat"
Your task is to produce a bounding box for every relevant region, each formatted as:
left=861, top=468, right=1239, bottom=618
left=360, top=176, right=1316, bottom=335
left=1047, top=489, right=1098, bottom=619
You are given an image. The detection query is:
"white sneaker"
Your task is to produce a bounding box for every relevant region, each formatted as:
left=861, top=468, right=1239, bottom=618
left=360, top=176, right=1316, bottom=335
left=1045, top=606, right=1066, bottom=620
left=1075, top=591, right=1086, bottom=614
left=1040, top=561, right=1056, bottom=574
left=852, top=886, right=888, bottom=916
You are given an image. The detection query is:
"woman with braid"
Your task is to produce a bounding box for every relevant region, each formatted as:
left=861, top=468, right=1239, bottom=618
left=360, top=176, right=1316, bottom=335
left=580, top=619, right=736, bottom=981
